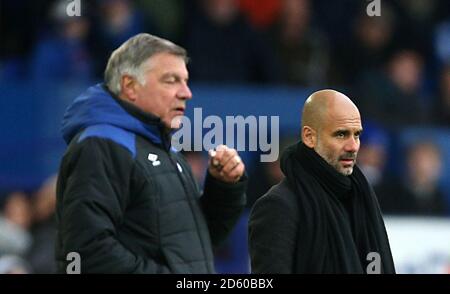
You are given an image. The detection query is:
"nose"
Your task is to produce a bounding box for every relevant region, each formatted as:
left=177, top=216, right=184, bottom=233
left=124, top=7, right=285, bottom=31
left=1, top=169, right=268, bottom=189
left=345, top=136, right=360, bottom=153
left=178, top=82, right=192, bottom=100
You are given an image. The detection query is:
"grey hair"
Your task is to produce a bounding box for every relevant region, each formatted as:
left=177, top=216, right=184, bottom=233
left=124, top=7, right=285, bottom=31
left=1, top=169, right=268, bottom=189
left=104, top=33, right=188, bottom=96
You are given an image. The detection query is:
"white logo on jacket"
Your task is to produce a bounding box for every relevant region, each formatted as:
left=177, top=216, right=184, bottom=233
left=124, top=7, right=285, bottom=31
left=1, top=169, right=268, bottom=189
left=148, top=153, right=161, bottom=166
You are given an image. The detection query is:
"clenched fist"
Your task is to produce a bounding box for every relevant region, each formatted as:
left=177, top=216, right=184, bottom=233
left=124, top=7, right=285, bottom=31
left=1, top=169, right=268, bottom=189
left=208, top=145, right=245, bottom=183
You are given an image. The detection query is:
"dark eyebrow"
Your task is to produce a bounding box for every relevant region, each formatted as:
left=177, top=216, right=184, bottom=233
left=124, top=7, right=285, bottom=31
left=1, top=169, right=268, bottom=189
left=332, top=129, right=363, bottom=136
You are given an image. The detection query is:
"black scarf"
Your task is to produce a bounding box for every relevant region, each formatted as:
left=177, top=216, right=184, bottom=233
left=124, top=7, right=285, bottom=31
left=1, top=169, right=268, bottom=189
left=280, top=141, right=396, bottom=273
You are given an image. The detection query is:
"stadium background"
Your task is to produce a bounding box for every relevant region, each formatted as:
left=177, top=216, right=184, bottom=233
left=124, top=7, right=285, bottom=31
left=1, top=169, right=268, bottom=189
left=0, top=0, right=449, bottom=273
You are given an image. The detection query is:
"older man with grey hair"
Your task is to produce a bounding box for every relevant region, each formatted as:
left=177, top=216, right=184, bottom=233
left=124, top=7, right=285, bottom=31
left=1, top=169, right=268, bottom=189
left=56, top=33, right=247, bottom=273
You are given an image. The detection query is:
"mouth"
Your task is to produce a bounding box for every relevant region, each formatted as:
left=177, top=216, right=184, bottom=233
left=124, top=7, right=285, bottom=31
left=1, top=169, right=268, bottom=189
left=339, top=158, right=355, bottom=165
left=173, top=107, right=185, bottom=115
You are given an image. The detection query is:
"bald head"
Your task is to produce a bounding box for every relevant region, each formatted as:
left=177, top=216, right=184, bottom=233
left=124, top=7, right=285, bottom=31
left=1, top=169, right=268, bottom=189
left=301, top=89, right=359, bottom=131
left=301, top=89, right=363, bottom=175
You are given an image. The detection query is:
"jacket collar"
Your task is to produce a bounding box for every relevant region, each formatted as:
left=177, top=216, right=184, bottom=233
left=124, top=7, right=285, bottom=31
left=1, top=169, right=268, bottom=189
left=103, top=85, right=173, bottom=150
left=61, top=83, right=173, bottom=151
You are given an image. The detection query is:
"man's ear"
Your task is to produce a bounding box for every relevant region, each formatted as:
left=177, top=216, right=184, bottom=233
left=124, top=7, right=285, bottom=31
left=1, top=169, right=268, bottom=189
left=302, top=126, right=316, bottom=148
left=120, top=75, right=138, bottom=102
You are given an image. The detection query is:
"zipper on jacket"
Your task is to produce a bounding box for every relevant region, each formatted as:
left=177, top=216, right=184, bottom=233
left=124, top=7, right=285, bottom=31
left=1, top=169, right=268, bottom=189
left=159, top=129, right=214, bottom=273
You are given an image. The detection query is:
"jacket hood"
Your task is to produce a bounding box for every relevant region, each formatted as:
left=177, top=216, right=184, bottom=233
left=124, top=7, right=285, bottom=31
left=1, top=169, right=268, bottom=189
left=61, top=83, right=166, bottom=146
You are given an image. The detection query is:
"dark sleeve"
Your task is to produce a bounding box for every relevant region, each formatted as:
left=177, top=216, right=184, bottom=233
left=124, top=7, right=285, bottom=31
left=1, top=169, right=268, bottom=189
left=248, top=192, right=298, bottom=274
left=200, top=172, right=247, bottom=247
left=57, top=138, right=171, bottom=273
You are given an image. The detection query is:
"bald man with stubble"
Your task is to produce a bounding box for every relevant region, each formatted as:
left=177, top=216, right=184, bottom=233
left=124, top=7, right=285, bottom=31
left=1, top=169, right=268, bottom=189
left=248, top=90, right=396, bottom=274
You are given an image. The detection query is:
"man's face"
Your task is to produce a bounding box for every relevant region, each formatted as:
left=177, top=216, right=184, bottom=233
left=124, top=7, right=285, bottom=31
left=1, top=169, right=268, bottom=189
left=314, top=106, right=363, bottom=176
left=134, top=52, right=192, bottom=129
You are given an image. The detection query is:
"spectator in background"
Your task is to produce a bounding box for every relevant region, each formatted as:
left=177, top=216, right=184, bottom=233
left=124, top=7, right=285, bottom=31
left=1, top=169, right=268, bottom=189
left=26, top=175, right=57, bottom=274
left=333, top=4, right=395, bottom=85
left=356, top=49, right=430, bottom=127
left=97, top=0, right=145, bottom=46
left=394, top=0, right=439, bottom=64
left=0, top=174, right=58, bottom=273
left=377, top=141, right=448, bottom=216
left=2, top=192, right=33, bottom=231
left=0, top=191, right=33, bottom=274
left=30, top=0, right=92, bottom=81
left=268, top=0, right=330, bottom=86
left=0, top=192, right=33, bottom=258
left=183, top=0, right=280, bottom=84
left=89, top=0, right=147, bottom=78
left=356, top=123, right=389, bottom=190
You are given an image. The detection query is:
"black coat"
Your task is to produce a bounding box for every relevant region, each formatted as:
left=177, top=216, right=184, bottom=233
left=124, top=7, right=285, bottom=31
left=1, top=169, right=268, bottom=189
left=55, top=84, right=247, bottom=273
left=248, top=142, right=395, bottom=274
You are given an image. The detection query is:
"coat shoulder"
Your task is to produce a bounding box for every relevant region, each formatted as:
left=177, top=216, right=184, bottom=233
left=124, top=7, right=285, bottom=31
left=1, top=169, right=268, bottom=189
left=251, top=178, right=299, bottom=218
left=259, top=178, right=297, bottom=205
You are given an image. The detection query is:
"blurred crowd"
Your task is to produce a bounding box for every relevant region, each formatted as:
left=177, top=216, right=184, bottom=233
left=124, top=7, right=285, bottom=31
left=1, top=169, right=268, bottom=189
left=1, top=0, right=449, bottom=273
left=0, top=0, right=449, bottom=120
left=1, top=0, right=449, bottom=127
left=0, top=175, right=56, bottom=273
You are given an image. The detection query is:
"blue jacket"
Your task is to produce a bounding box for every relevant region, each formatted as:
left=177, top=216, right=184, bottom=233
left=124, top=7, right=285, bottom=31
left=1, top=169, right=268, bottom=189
left=56, top=84, right=247, bottom=273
